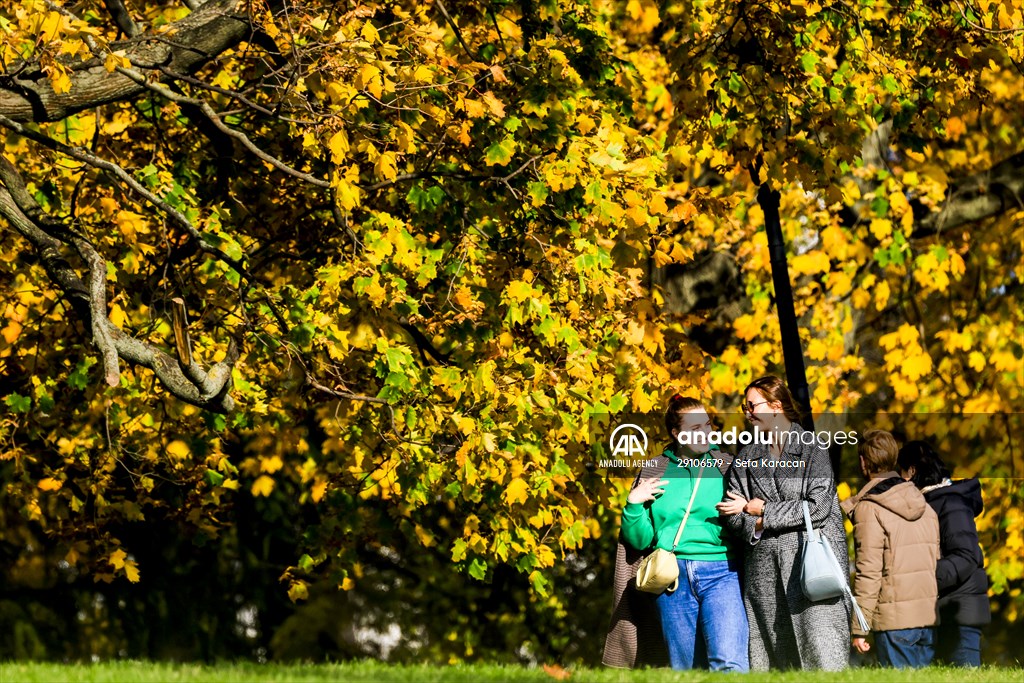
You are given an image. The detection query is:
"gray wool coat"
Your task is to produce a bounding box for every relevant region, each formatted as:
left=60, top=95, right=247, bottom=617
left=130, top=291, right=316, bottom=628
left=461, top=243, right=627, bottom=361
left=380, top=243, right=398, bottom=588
left=722, top=423, right=851, bottom=671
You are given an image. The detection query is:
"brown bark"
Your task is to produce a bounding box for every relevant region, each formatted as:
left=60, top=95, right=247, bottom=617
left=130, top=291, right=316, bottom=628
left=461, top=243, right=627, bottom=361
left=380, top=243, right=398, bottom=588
left=0, top=0, right=250, bottom=123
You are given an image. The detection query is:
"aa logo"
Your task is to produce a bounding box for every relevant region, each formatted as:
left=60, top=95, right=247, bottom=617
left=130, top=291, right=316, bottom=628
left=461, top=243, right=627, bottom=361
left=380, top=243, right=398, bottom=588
left=610, top=424, right=648, bottom=458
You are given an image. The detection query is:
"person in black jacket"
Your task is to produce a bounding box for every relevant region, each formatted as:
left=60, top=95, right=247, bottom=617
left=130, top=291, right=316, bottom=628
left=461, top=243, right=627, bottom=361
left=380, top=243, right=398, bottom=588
left=897, top=441, right=991, bottom=667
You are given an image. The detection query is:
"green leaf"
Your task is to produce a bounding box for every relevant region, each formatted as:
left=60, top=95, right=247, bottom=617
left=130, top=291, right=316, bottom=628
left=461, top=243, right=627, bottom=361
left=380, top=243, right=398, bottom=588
left=468, top=557, right=488, bottom=580
left=527, top=182, right=549, bottom=205
left=484, top=137, right=517, bottom=166
left=871, top=196, right=890, bottom=217
left=290, top=323, right=316, bottom=347
left=4, top=393, right=31, bottom=413
left=68, top=357, right=97, bottom=390
left=800, top=52, right=819, bottom=73
left=530, top=569, right=550, bottom=595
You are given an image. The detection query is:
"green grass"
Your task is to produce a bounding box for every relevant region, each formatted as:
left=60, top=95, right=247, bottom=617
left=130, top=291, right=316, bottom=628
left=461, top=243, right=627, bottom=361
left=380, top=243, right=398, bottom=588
left=2, top=662, right=1023, bottom=683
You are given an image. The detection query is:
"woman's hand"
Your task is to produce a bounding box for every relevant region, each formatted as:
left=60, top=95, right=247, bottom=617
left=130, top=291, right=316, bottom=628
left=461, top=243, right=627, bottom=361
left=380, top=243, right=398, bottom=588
left=627, top=478, right=670, bottom=504
left=852, top=637, right=870, bottom=653
left=743, top=497, right=766, bottom=516
left=716, top=491, right=747, bottom=516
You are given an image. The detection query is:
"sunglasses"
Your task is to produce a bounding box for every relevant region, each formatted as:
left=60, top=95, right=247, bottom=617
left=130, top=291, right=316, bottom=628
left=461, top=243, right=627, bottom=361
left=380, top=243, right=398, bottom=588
left=742, top=400, right=770, bottom=414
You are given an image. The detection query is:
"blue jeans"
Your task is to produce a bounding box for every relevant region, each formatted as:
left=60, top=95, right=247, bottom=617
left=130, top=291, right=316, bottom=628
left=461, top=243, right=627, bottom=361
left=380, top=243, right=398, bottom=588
left=875, top=627, right=935, bottom=668
left=937, top=624, right=982, bottom=667
left=655, top=558, right=748, bottom=672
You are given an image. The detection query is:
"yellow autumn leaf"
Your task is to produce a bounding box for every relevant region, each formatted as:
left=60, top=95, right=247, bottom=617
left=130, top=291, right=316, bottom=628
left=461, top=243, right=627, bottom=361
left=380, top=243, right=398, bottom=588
left=375, top=152, right=398, bottom=181
left=733, top=314, right=761, bottom=341
left=334, top=177, right=361, bottom=211
left=631, top=386, right=656, bottom=412
left=104, top=52, right=131, bottom=73
left=109, top=303, right=127, bottom=328
left=167, top=440, right=190, bottom=460
left=576, top=114, right=596, bottom=135
left=536, top=544, right=556, bottom=567
left=504, top=478, right=529, bottom=505
left=481, top=91, right=506, bottom=118
left=251, top=475, right=275, bottom=497
left=123, top=560, right=141, bottom=583
left=623, top=320, right=645, bottom=345
left=902, top=352, right=933, bottom=381
left=968, top=351, right=986, bottom=372
left=2, top=321, right=22, bottom=344
left=829, top=271, right=853, bottom=297
left=360, top=21, right=379, bottom=43
left=261, top=455, right=283, bottom=473
left=311, top=480, right=327, bottom=503
left=328, top=130, right=349, bottom=162
left=362, top=278, right=387, bottom=307
left=790, top=251, right=830, bottom=276
left=413, top=65, right=434, bottom=82
left=505, top=280, right=535, bottom=302
left=33, top=11, right=65, bottom=41
left=287, top=580, right=309, bottom=602
left=648, top=194, right=669, bottom=215
left=821, top=225, right=848, bottom=258
left=357, top=64, right=382, bottom=99
left=109, top=548, right=127, bottom=569
left=889, top=191, right=911, bottom=217
left=807, top=338, right=828, bottom=361
left=414, top=524, right=435, bottom=547
left=38, top=477, right=63, bottom=491
left=873, top=280, right=890, bottom=311
left=870, top=218, right=892, bottom=240
left=897, top=323, right=919, bottom=346
left=462, top=98, right=487, bottom=118
left=49, top=68, right=72, bottom=95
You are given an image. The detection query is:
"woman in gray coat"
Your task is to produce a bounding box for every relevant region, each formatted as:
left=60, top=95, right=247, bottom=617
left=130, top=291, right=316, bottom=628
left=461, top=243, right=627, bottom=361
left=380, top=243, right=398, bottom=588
left=717, top=376, right=851, bottom=671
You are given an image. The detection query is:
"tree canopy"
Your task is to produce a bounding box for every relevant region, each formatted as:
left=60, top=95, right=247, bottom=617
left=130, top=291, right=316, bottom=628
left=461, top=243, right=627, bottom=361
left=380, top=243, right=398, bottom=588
left=1, top=0, right=1022, bottom=662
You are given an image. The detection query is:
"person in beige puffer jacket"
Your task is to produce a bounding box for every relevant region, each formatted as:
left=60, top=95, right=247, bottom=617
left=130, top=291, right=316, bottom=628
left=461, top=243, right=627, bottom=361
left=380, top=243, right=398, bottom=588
left=842, top=430, right=940, bottom=668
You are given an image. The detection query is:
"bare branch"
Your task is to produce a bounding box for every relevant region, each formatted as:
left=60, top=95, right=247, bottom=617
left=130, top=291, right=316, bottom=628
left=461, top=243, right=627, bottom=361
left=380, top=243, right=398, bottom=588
left=102, top=0, right=142, bottom=38
left=0, top=0, right=250, bottom=123
left=0, top=113, right=247, bottom=275
left=911, top=150, right=1024, bottom=237
left=434, top=0, right=476, bottom=60
left=111, top=65, right=331, bottom=188
left=171, top=297, right=194, bottom=367
left=0, top=156, right=238, bottom=412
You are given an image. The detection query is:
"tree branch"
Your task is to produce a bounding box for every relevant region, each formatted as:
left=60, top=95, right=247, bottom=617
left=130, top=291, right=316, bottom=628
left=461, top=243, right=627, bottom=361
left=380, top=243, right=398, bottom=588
left=102, top=0, right=142, bottom=38
left=109, top=64, right=331, bottom=188
left=0, top=0, right=250, bottom=123
left=911, top=150, right=1024, bottom=237
left=0, top=113, right=247, bottom=276
left=0, top=156, right=238, bottom=412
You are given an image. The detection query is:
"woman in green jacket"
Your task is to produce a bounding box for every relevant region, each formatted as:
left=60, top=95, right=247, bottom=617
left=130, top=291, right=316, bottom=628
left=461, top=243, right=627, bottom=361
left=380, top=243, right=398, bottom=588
left=621, top=395, right=748, bottom=671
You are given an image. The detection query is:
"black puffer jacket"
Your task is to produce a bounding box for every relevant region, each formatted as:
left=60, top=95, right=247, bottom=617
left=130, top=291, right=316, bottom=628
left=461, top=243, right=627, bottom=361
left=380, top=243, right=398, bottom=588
left=923, top=478, right=991, bottom=626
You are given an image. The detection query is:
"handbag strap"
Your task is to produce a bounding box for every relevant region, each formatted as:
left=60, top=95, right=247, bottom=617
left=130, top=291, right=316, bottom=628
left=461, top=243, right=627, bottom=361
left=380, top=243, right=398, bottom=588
left=670, top=466, right=704, bottom=551
left=802, top=500, right=819, bottom=542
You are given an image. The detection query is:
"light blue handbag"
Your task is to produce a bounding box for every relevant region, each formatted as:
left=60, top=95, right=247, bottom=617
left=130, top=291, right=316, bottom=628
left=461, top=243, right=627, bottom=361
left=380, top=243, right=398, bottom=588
left=801, top=501, right=870, bottom=632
